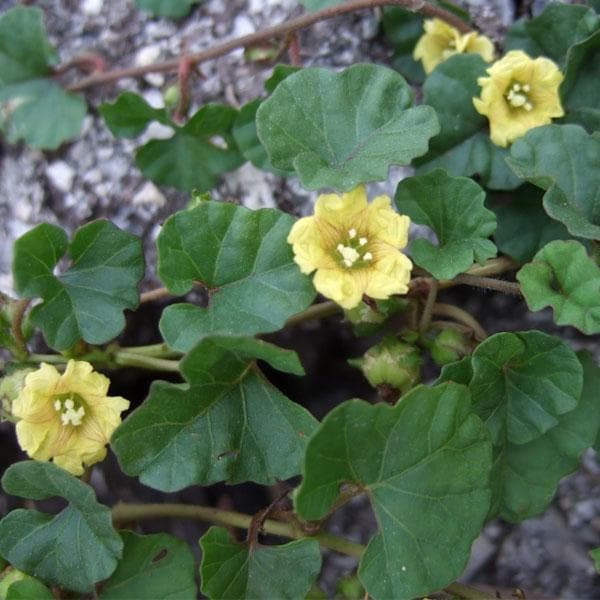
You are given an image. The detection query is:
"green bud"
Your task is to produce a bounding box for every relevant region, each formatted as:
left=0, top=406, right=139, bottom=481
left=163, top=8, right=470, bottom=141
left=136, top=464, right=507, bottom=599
left=0, top=368, right=33, bottom=419
left=350, top=336, right=421, bottom=394
left=430, top=328, right=471, bottom=366
left=344, top=297, right=409, bottom=336
left=335, top=574, right=364, bottom=599
left=163, top=85, right=180, bottom=110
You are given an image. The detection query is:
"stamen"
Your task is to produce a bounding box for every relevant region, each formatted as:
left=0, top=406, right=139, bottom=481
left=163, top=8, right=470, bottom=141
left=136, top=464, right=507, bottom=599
left=522, top=84, right=530, bottom=92
left=513, top=83, right=521, bottom=91
left=65, top=398, right=74, bottom=410
left=343, top=258, right=353, bottom=267
left=359, top=237, right=368, bottom=246
left=524, top=102, right=533, bottom=111
left=54, top=400, right=61, bottom=411
left=363, top=252, right=373, bottom=261
left=348, top=228, right=357, bottom=239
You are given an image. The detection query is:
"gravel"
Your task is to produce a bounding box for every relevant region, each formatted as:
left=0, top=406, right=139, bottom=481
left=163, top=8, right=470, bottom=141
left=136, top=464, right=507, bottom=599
left=2, top=0, right=600, bottom=597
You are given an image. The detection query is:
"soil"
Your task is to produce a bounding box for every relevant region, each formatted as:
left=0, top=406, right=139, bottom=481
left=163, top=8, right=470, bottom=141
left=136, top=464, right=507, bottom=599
left=1, top=0, right=600, bottom=598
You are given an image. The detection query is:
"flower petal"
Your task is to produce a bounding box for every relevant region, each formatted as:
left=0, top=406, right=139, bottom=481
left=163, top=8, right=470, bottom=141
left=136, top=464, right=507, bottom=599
left=314, top=185, right=368, bottom=230
left=313, top=268, right=365, bottom=309
left=366, top=195, right=411, bottom=248
left=365, top=252, right=413, bottom=299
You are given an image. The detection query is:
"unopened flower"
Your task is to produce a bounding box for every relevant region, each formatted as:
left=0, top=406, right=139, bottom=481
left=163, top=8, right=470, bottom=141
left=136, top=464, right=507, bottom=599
left=473, top=50, right=564, bottom=147
left=413, top=18, right=494, bottom=74
left=12, top=360, right=129, bottom=475
left=287, top=186, right=412, bottom=310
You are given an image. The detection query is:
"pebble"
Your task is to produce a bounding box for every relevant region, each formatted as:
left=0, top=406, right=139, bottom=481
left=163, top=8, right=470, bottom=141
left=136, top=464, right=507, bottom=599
left=132, top=181, right=167, bottom=207
left=46, top=161, right=76, bottom=193
left=82, top=0, right=103, bottom=16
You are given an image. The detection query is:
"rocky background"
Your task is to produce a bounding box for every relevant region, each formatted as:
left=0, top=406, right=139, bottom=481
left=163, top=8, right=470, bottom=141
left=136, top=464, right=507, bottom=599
left=1, top=0, right=600, bottom=597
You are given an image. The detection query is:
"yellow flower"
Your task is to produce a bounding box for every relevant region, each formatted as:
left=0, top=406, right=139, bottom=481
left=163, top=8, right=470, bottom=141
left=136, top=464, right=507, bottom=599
left=473, top=50, right=564, bottom=147
left=287, top=186, right=412, bottom=310
left=12, top=360, right=129, bottom=475
left=413, top=18, right=495, bottom=74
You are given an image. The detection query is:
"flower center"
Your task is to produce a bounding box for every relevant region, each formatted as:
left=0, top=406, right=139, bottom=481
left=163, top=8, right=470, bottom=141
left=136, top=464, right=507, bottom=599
left=336, top=228, right=373, bottom=269
left=53, top=392, right=86, bottom=427
left=506, top=82, right=533, bottom=111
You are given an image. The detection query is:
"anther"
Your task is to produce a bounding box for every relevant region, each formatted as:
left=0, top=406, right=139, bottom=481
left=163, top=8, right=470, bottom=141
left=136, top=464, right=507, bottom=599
left=348, top=228, right=357, bottom=239
left=359, top=237, right=367, bottom=246
left=363, top=252, right=373, bottom=261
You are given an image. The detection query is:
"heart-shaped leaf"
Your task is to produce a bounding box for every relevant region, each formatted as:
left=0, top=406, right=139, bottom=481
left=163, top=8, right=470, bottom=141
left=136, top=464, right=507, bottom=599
left=468, top=330, right=582, bottom=445
left=296, top=383, right=491, bottom=600
left=394, top=169, right=496, bottom=279
left=507, top=124, right=600, bottom=239
left=561, top=29, right=600, bottom=132
left=158, top=201, right=316, bottom=352
left=414, top=54, right=521, bottom=191
left=0, top=462, right=122, bottom=593
left=439, top=351, right=600, bottom=521
left=111, top=336, right=317, bottom=491
left=256, top=64, right=439, bottom=191
left=200, top=527, right=321, bottom=600
left=517, top=240, right=600, bottom=334
left=505, top=3, right=598, bottom=67
left=100, top=531, right=197, bottom=599
left=12, top=221, right=144, bottom=351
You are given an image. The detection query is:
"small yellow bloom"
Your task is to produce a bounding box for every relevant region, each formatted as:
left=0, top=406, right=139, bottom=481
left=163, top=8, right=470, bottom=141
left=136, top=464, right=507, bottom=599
left=12, top=360, right=129, bottom=475
left=413, top=18, right=495, bottom=74
left=287, top=186, right=412, bottom=310
left=473, top=50, right=564, bottom=147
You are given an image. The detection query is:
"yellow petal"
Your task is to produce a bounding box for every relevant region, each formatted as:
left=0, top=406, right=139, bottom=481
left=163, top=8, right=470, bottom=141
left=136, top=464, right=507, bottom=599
left=365, top=252, right=413, bottom=299
left=313, top=268, right=365, bottom=309
left=314, top=186, right=368, bottom=230
left=287, top=216, right=333, bottom=274
left=365, top=195, right=410, bottom=248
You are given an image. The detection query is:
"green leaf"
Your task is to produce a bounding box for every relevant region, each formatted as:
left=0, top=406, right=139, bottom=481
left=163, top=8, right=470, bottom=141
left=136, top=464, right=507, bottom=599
left=495, top=351, right=600, bottom=521
left=561, top=29, right=600, bottom=132
left=6, top=578, right=53, bottom=600
left=101, top=93, right=243, bottom=192
left=112, top=336, right=317, bottom=491
left=256, top=64, right=439, bottom=191
left=415, top=54, right=521, bottom=190
left=507, top=124, right=600, bottom=239
left=136, top=104, right=244, bottom=192
left=135, top=0, right=201, bottom=18
left=0, top=6, right=57, bottom=84
left=490, top=184, right=572, bottom=263
left=13, top=220, right=144, bottom=351
left=0, top=462, right=122, bottom=594
left=200, top=527, right=321, bottom=600
left=158, top=201, right=316, bottom=352
left=517, top=240, right=600, bottom=334
left=264, top=65, right=301, bottom=94
left=505, top=3, right=598, bottom=67
left=295, top=384, right=491, bottom=600
left=100, top=531, right=197, bottom=599
left=469, top=330, right=582, bottom=445
left=382, top=7, right=425, bottom=84
left=0, top=79, right=86, bottom=150
left=100, top=91, right=172, bottom=138
left=394, top=169, right=496, bottom=279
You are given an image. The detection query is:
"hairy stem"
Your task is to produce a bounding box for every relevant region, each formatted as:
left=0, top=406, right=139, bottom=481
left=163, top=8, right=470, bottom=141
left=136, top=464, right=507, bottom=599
left=431, top=303, right=488, bottom=341
left=419, top=278, right=438, bottom=332
left=116, top=342, right=182, bottom=358
left=10, top=299, right=30, bottom=359
left=453, top=274, right=522, bottom=296
left=285, top=300, right=340, bottom=327
left=113, top=352, right=181, bottom=373
left=111, top=502, right=364, bottom=557
left=139, top=287, right=173, bottom=304
left=67, top=0, right=470, bottom=92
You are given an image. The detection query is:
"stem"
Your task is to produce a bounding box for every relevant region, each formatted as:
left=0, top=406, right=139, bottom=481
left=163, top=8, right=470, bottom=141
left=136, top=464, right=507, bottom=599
left=139, top=287, right=173, bottom=304
left=28, top=353, right=69, bottom=365
left=431, top=303, right=488, bottom=341
left=0, top=407, right=18, bottom=424
left=111, top=502, right=364, bottom=558
left=113, top=352, right=181, bottom=373
left=11, top=299, right=30, bottom=359
left=285, top=300, right=340, bottom=327
left=67, top=0, right=470, bottom=92
left=116, top=342, right=182, bottom=358
left=453, top=274, right=522, bottom=296
left=419, top=279, right=438, bottom=332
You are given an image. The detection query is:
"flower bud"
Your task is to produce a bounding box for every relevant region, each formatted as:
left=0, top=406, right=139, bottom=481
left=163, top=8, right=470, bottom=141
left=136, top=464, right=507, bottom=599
left=430, top=328, right=471, bottom=366
left=350, top=337, right=421, bottom=394
left=163, top=85, right=180, bottom=110
left=344, top=297, right=409, bottom=336
left=0, top=369, right=34, bottom=420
